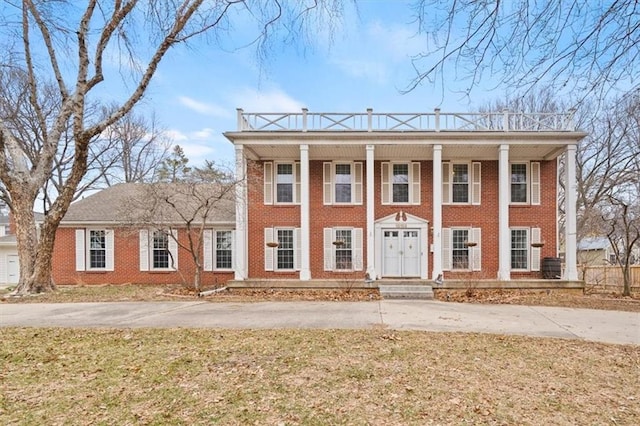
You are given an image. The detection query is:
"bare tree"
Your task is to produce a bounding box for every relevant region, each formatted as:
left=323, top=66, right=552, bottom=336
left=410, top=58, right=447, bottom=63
left=0, top=0, right=343, bottom=295
left=408, top=1, right=639, bottom=103
left=123, top=162, right=236, bottom=291
left=93, top=107, right=171, bottom=185
left=602, top=196, right=640, bottom=297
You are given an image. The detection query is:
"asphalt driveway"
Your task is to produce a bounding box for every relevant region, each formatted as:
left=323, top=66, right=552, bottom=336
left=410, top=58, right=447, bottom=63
left=1, top=300, right=638, bottom=345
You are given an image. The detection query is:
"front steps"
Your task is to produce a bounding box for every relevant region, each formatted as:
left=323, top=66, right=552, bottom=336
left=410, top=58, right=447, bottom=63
left=378, top=284, right=434, bottom=300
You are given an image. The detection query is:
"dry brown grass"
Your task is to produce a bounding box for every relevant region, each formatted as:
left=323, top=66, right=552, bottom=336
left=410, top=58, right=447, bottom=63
left=1, top=327, right=639, bottom=425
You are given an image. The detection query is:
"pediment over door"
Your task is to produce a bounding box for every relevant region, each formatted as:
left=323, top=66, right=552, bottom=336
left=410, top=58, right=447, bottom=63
left=375, top=212, right=429, bottom=227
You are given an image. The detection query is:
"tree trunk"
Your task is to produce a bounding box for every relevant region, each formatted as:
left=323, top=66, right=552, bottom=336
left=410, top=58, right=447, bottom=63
left=622, top=264, right=631, bottom=297
left=11, top=195, right=56, bottom=295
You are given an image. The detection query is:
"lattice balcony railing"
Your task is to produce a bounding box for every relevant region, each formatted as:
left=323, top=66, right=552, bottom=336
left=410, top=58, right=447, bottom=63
left=236, top=108, right=577, bottom=132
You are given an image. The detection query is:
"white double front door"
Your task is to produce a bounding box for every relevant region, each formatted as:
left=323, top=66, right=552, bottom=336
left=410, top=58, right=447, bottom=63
left=382, top=229, right=420, bottom=277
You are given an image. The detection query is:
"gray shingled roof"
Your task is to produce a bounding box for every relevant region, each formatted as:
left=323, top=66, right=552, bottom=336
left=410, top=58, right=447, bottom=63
left=62, top=183, right=235, bottom=225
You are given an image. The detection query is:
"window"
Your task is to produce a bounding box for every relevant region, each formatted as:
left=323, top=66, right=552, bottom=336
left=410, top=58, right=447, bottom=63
left=89, top=230, right=106, bottom=269
left=323, top=227, right=363, bottom=271
left=511, top=164, right=528, bottom=203
left=392, top=164, right=409, bottom=203
left=323, top=162, right=363, bottom=204
left=277, top=229, right=295, bottom=270
left=263, top=162, right=300, bottom=204
left=452, top=229, right=469, bottom=270
left=76, top=229, right=114, bottom=271
left=381, top=162, right=421, bottom=205
left=153, top=231, right=170, bottom=269
left=215, top=231, right=233, bottom=269
left=442, top=162, right=481, bottom=205
left=511, top=229, right=529, bottom=269
left=264, top=227, right=300, bottom=271
left=334, top=229, right=353, bottom=270
left=334, top=164, right=352, bottom=203
left=452, top=164, right=469, bottom=203
left=441, top=227, right=481, bottom=271
left=276, top=164, right=294, bottom=203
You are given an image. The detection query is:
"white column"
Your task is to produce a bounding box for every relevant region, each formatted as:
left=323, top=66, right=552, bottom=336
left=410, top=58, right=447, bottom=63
left=234, top=144, right=247, bottom=280
left=564, top=144, right=578, bottom=280
left=366, top=144, right=376, bottom=280
left=432, top=145, right=443, bottom=280
left=498, top=144, right=511, bottom=280
left=299, top=144, right=311, bottom=280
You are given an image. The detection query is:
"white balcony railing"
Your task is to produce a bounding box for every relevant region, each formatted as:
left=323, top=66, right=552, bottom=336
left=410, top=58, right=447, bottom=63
left=236, top=108, right=577, bottom=132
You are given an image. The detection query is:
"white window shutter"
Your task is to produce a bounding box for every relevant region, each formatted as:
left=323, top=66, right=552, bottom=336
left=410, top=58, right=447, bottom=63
left=442, top=228, right=451, bottom=271
left=442, top=163, right=451, bottom=204
left=323, top=228, right=334, bottom=271
left=294, top=162, right=301, bottom=204
left=531, top=162, right=541, bottom=205
left=75, top=229, right=85, bottom=271
left=472, top=162, right=481, bottom=205
left=264, top=228, right=274, bottom=271
left=531, top=227, right=542, bottom=271
left=323, top=162, right=332, bottom=205
left=381, top=162, right=390, bottom=204
left=264, top=162, right=273, bottom=205
left=472, top=228, right=482, bottom=271
left=139, top=229, right=149, bottom=271
left=412, top=162, right=421, bottom=204
left=294, top=227, right=302, bottom=271
left=354, top=162, right=363, bottom=204
left=105, top=229, right=115, bottom=271
left=203, top=230, right=213, bottom=272
left=168, top=229, right=179, bottom=270
left=353, top=228, right=364, bottom=271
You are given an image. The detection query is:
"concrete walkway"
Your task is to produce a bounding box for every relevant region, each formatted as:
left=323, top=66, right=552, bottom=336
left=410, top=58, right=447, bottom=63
left=1, top=300, right=638, bottom=345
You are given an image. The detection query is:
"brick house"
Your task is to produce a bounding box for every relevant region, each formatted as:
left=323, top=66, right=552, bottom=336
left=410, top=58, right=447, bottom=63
left=224, top=109, right=586, bottom=285
left=52, top=183, right=235, bottom=286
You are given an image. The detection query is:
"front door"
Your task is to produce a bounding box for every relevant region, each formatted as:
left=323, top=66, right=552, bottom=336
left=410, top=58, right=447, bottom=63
left=382, top=229, right=421, bottom=277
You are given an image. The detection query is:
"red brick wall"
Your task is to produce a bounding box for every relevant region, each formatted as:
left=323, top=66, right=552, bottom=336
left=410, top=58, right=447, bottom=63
left=52, top=227, right=233, bottom=286
left=248, top=158, right=558, bottom=280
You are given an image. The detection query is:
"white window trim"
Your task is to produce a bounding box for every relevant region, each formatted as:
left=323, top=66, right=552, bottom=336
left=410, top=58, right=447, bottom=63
left=264, top=227, right=301, bottom=272
left=381, top=162, right=421, bottom=205
left=139, top=229, right=178, bottom=271
left=509, top=162, right=540, bottom=205
left=323, top=227, right=363, bottom=272
left=264, top=161, right=301, bottom=205
left=442, top=161, right=481, bottom=205
left=204, top=229, right=234, bottom=272
left=323, top=162, right=363, bottom=205
left=442, top=227, right=481, bottom=271
left=76, top=228, right=114, bottom=272
left=510, top=227, right=530, bottom=271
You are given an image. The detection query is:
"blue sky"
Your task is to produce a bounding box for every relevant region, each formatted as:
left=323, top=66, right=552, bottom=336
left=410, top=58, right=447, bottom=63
left=112, top=1, right=508, bottom=168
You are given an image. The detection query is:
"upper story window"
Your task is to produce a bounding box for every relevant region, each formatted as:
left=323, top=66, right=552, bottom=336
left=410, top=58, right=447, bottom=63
left=381, top=162, right=421, bottom=205
left=510, top=162, right=541, bottom=205
left=323, top=162, right=363, bottom=205
left=263, top=162, right=300, bottom=205
left=442, top=162, right=481, bottom=205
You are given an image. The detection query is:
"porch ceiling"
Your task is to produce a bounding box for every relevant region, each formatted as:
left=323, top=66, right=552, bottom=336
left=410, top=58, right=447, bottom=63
left=241, top=142, right=568, bottom=161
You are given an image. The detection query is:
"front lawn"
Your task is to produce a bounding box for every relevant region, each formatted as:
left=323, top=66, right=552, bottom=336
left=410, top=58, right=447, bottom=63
left=2, top=328, right=638, bottom=425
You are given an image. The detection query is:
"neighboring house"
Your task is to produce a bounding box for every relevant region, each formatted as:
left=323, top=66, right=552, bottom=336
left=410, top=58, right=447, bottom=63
left=225, top=109, right=586, bottom=283
left=0, top=235, right=19, bottom=285
left=52, top=183, right=235, bottom=286
left=0, top=214, right=9, bottom=236
left=578, top=237, right=615, bottom=266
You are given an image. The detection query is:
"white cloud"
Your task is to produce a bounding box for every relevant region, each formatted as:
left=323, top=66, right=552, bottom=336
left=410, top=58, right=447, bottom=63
left=178, top=96, right=232, bottom=118
left=165, top=129, right=189, bottom=142
left=232, top=87, right=305, bottom=112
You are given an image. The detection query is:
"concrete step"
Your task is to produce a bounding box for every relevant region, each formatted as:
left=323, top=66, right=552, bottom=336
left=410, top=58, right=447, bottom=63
left=378, top=285, right=434, bottom=300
